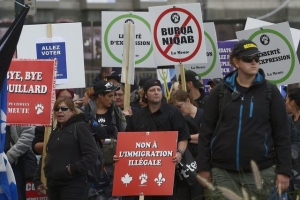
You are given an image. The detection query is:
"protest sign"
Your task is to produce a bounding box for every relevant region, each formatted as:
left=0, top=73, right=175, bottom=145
left=149, top=3, right=207, bottom=66
left=113, top=131, right=178, bottom=196
left=102, top=12, right=155, bottom=68
left=7, top=60, right=56, bottom=126
left=174, top=23, right=222, bottom=79
left=217, top=40, right=237, bottom=77
left=36, top=37, right=67, bottom=85
left=17, top=22, right=85, bottom=89
left=236, top=22, right=300, bottom=85
left=245, top=17, right=300, bottom=50
left=26, top=181, right=48, bottom=200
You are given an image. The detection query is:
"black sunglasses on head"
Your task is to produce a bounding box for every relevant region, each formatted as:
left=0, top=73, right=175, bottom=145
left=54, top=106, right=69, bottom=112
left=240, top=55, right=260, bottom=63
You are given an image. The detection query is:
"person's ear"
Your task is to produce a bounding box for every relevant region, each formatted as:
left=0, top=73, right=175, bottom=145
left=233, top=58, right=240, bottom=69
left=186, top=98, right=190, bottom=104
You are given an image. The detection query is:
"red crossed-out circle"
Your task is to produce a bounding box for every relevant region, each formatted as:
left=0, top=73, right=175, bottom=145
left=153, top=7, right=202, bottom=62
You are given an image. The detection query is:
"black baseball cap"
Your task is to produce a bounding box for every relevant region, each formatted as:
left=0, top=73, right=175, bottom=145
left=93, top=80, right=120, bottom=96
left=207, top=78, right=222, bottom=86
left=139, top=77, right=153, bottom=87
left=232, top=39, right=260, bottom=56
left=178, top=70, right=204, bottom=88
left=105, top=75, right=121, bottom=83
left=143, top=79, right=162, bottom=93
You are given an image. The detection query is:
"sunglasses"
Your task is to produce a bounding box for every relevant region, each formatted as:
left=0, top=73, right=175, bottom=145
left=54, top=106, right=69, bottom=112
left=240, top=55, right=260, bottom=63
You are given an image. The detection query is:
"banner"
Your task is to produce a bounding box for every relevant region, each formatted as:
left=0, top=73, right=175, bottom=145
left=113, top=131, right=178, bottom=196
left=7, top=60, right=56, bottom=126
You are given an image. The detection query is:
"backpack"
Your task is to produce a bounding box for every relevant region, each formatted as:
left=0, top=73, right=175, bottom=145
left=73, top=122, right=105, bottom=183
left=215, top=81, right=273, bottom=132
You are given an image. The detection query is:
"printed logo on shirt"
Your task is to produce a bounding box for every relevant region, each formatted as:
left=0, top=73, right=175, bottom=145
left=98, top=117, right=106, bottom=124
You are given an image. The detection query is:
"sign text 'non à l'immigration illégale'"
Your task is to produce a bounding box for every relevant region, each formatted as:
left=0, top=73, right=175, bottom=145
left=118, top=141, right=173, bottom=166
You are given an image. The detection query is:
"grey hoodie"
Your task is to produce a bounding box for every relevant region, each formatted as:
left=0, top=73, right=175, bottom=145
left=6, top=126, right=35, bottom=164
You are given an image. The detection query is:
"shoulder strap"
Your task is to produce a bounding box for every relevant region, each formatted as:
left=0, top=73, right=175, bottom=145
left=218, top=82, right=225, bottom=112
left=216, top=83, right=230, bottom=133
left=265, top=81, right=273, bottom=101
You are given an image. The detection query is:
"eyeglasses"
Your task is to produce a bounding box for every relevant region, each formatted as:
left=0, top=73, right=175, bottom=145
left=240, top=55, right=260, bottom=63
left=54, top=106, right=69, bottom=112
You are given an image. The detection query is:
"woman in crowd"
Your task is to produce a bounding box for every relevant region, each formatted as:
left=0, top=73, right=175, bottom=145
left=32, top=89, right=75, bottom=155
left=171, top=89, right=204, bottom=200
left=138, top=88, right=148, bottom=108
left=285, top=88, right=300, bottom=196
left=34, top=97, right=98, bottom=200
left=82, top=87, right=94, bottom=107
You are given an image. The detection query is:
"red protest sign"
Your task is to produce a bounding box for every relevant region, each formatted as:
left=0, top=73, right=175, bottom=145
left=7, top=59, right=56, bottom=126
left=112, top=131, right=178, bottom=196
left=25, top=181, right=48, bottom=200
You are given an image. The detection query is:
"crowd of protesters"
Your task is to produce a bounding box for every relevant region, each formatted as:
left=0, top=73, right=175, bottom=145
left=5, top=39, right=300, bottom=200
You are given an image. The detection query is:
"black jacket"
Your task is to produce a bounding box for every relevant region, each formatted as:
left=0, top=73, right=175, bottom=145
left=197, top=69, right=291, bottom=176
left=43, top=113, right=97, bottom=186
left=126, top=102, right=190, bottom=142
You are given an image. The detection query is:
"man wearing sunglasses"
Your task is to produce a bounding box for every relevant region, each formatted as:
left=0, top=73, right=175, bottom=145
left=197, top=39, right=291, bottom=199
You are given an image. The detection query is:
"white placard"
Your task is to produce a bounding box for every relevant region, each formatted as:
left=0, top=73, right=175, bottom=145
left=174, top=22, right=222, bottom=79
left=245, top=17, right=300, bottom=50
left=149, top=3, right=207, bottom=66
left=236, top=22, right=300, bottom=85
left=102, top=12, right=155, bottom=68
left=17, top=22, right=85, bottom=89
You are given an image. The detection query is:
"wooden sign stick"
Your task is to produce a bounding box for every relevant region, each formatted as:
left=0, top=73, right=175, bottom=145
left=41, top=23, right=55, bottom=191
left=123, top=22, right=131, bottom=111
left=179, top=62, right=187, bottom=92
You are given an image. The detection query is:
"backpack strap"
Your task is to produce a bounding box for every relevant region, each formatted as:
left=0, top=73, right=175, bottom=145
left=215, top=83, right=231, bottom=133
left=218, top=82, right=225, bottom=112
left=265, top=81, right=273, bottom=101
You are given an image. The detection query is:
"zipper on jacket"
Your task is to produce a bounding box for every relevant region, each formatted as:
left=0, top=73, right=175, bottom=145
left=249, top=96, right=254, bottom=118
left=210, top=136, right=217, bottom=154
left=264, top=133, right=268, bottom=157
left=236, top=95, right=244, bottom=170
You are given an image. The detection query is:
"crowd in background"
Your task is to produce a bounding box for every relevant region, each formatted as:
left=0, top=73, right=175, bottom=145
left=5, top=39, right=300, bottom=200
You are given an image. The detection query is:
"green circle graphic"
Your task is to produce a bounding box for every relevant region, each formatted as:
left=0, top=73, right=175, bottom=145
left=249, top=29, right=295, bottom=84
left=104, top=14, right=153, bottom=65
left=198, top=31, right=217, bottom=77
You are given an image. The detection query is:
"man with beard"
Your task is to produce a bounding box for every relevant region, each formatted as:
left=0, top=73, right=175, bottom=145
left=121, top=79, right=190, bottom=200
